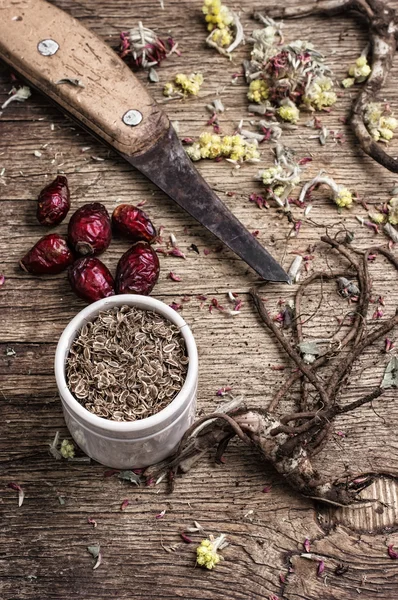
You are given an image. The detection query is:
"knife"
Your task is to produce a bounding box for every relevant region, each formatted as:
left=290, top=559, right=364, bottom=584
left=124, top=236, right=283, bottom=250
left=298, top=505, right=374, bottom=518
left=0, top=0, right=289, bottom=283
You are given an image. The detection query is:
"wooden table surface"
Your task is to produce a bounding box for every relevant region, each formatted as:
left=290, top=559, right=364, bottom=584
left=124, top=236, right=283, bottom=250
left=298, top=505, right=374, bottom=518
left=1, top=1, right=398, bottom=598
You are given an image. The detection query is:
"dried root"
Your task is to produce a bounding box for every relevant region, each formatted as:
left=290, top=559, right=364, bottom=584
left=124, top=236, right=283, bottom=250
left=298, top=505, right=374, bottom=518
left=146, top=237, right=398, bottom=506
left=256, top=0, right=398, bottom=173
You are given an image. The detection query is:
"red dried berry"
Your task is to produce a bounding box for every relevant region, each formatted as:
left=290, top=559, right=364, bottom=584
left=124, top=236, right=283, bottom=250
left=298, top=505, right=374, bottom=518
left=36, top=175, right=70, bottom=226
left=20, top=234, right=74, bottom=275
left=112, top=204, right=157, bottom=243
left=68, top=203, right=111, bottom=256
left=68, top=257, right=115, bottom=303
left=116, top=242, right=160, bottom=295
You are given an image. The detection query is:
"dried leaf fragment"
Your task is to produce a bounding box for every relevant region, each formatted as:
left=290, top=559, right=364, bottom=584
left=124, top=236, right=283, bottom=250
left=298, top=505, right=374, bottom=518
left=382, top=356, right=398, bottom=388
left=118, top=471, right=141, bottom=485
left=87, top=545, right=102, bottom=570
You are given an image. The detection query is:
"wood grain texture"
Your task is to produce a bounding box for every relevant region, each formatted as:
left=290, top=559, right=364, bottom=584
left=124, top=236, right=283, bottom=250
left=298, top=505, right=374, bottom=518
left=1, top=1, right=398, bottom=598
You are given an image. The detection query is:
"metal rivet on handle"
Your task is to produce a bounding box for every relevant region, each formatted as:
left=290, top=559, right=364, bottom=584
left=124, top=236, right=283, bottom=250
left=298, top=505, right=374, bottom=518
left=122, top=109, right=143, bottom=127
left=38, top=39, right=59, bottom=56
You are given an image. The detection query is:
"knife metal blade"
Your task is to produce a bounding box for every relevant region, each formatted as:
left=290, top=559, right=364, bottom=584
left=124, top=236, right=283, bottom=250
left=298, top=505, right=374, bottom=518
left=127, top=126, right=290, bottom=282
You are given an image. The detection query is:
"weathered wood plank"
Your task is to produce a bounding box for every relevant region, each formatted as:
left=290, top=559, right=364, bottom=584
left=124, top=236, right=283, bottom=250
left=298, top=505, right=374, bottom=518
left=1, top=1, right=398, bottom=599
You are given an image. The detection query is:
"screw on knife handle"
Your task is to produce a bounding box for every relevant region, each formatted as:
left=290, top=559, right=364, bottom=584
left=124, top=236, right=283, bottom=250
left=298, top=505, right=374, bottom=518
left=0, top=0, right=169, bottom=157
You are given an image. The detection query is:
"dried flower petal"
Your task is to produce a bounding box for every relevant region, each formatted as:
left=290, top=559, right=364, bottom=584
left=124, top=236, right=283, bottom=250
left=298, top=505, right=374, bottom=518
left=7, top=482, right=24, bottom=507
left=262, top=485, right=272, bottom=493
left=169, top=302, right=182, bottom=311
left=120, top=499, right=130, bottom=511
left=216, top=386, right=232, bottom=397
left=372, top=308, right=384, bottom=320
left=155, top=509, right=166, bottom=519
left=180, top=531, right=194, bottom=543
left=168, top=247, right=186, bottom=259
left=388, top=544, right=398, bottom=559
left=385, top=338, right=394, bottom=353
left=303, top=538, right=311, bottom=553
left=0, top=274, right=5, bottom=287
left=317, top=560, right=325, bottom=576
left=87, top=517, right=97, bottom=528
left=168, top=271, right=182, bottom=282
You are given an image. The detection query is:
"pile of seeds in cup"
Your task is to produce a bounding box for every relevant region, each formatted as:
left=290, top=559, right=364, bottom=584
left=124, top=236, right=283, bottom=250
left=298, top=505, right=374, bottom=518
left=66, top=305, right=189, bottom=421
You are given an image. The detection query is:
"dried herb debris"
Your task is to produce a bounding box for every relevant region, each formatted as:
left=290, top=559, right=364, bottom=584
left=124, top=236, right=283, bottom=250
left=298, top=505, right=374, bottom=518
left=245, top=16, right=336, bottom=123
left=202, top=0, right=244, bottom=55
left=66, top=305, right=188, bottom=421
left=261, top=0, right=398, bottom=173
left=119, top=22, right=179, bottom=71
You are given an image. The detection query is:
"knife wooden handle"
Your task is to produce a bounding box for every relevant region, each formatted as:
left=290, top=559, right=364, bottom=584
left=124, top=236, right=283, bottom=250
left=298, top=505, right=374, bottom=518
left=0, top=0, right=169, bottom=156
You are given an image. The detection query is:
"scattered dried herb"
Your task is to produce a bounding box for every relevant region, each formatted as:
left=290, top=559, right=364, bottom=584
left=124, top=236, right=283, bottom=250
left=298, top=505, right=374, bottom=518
left=196, top=533, right=227, bottom=569
left=203, top=0, right=244, bottom=55
left=245, top=15, right=336, bottom=123
left=262, top=0, right=398, bottom=173
left=66, top=305, right=188, bottom=421
left=163, top=73, right=203, bottom=98
left=1, top=85, right=31, bottom=111
left=120, top=22, right=179, bottom=73
left=60, top=439, right=75, bottom=459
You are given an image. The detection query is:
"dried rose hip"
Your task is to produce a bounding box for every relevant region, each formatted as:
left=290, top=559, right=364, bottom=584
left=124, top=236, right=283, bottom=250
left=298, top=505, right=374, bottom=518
left=112, top=204, right=157, bottom=243
left=20, top=234, right=74, bottom=275
left=68, top=203, right=111, bottom=256
left=68, top=257, right=115, bottom=303
left=37, top=175, right=70, bottom=226
left=116, top=241, right=160, bottom=295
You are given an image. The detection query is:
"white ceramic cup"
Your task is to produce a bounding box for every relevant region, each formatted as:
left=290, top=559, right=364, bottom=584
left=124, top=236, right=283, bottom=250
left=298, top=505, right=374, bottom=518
left=54, top=295, right=198, bottom=468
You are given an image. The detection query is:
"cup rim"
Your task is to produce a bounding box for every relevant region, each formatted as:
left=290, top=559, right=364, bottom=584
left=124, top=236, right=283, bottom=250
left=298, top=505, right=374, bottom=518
left=54, top=294, right=198, bottom=433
